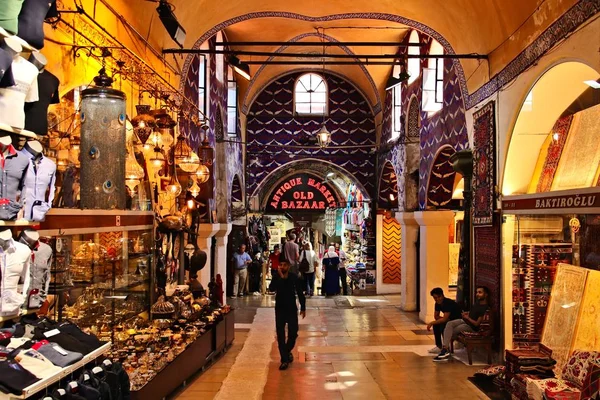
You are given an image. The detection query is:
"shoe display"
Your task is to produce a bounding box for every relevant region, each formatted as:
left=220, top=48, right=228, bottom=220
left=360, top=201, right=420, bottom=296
left=428, top=346, right=441, bottom=354
left=279, top=362, right=289, bottom=370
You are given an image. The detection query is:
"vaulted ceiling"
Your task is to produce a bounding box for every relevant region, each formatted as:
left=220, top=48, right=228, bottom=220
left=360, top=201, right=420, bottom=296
left=75, top=0, right=579, bottom=112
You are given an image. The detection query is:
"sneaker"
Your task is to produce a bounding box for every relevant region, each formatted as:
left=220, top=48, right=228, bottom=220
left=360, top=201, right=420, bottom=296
left=288, top=353, right=294, bottom=363
left=433, top=349, right=451, bottom=362
left=230, top=296, right=237, bottom=299
left=279, top=362, right=289, bottom=370
left=238, top=294, right=244, bottom=297
left=428, top=346, right=441, bottom=354
left=253, top=291, right=261, bottom=296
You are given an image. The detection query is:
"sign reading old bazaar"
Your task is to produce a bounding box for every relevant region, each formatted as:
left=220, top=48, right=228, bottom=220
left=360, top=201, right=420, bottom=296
left=266, top=175, right=337, bottom=211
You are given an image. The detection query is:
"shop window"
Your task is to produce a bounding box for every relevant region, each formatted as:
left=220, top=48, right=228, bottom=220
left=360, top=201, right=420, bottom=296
left=390, top=65, right=402, bottom=141
left=422, top=40, right=444, bottom=113
left=227, top=66, right=238, bottom=137
left=294, top=73, right=328, bottom=116
left=198, top=54, right=207, bottom=119
left=407, top=31, right=421, bottom=85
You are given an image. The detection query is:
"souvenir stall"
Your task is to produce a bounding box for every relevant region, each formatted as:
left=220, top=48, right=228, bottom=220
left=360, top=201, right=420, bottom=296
left=0, top=2, right=233, bottom=399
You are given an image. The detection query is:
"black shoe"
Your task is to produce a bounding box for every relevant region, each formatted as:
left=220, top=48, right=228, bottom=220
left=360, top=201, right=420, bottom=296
left=279, top=362, right=289, bottom=370
left=289, top=353, right=294, bottom=363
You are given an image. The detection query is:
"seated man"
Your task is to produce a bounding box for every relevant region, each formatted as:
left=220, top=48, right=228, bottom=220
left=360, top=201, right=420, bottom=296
left=426, top=287, right=462, bottom=354
left=433, top=286, right=490, bottom=362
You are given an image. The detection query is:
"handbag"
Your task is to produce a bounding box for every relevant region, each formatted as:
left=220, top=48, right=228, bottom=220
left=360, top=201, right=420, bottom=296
left=299, top=250, right=310, bottom=273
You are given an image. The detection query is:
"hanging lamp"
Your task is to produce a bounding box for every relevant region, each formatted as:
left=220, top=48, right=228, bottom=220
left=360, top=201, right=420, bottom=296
left=195, top=164, right=210, bottom=184
left=125, top=146, right=145, bottom=192
left=316, top=124, right=332, bottom=148
left=149, top=146, right=166, bottom=169
left=165, top=166, right=182, bottom=197
left=173, top=135, right=200, bottom=173
left=198, top=125, right=214, bottom=166
left=189, top=178, right=201, bottom=197
left=131, top=105, right=156, bottom=145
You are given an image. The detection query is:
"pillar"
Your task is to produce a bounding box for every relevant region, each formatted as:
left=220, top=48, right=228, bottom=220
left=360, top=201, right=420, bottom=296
left=196, top=224, right=219, bottom=288
left=397, top=212, right=418, bottom=311
left=414, top=210, right=454, bottom=323
left=214, top=223, right=232, bottom=304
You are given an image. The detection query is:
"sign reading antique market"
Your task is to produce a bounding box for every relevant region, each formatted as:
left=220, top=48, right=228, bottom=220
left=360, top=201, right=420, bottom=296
left=266, top=174, right=337, bottom=212
left=503, top=189, right=600, bottom=212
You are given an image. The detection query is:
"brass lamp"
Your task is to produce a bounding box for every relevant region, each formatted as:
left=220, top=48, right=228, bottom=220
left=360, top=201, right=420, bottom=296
left=316, top=124, right=331, bottom=148
left=173, top=136, right=200, bottom=173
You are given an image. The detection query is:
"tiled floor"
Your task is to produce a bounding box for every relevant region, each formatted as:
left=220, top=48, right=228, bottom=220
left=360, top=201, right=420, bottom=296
left=173, top=295, right=491, bottom=399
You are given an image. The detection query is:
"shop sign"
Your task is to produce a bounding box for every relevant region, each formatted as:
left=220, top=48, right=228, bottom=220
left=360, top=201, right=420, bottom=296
left=266, top=175, right=337, bottom=211
left=503, top=193, right=599, bottom=211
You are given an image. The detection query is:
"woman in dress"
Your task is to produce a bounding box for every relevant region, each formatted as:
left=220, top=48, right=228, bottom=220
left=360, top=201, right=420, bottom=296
left=321, top=246, right=340, bottom=296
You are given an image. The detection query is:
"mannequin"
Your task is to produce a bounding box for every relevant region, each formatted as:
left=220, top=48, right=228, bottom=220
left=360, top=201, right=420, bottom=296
left=10, top=133, right=26, bottom=150
left=0, top=227, right=32, bottom=316
left=0, top=36, right=21, bottom=87
left=19, top=228, right=52, bottom=308
left=23, top=139, right=56, bottom=221
left=24, top=53, right=59, bottom=136
left=0, top=38, right=39, bottom=130
left=0, top=130, right=30, bottom=220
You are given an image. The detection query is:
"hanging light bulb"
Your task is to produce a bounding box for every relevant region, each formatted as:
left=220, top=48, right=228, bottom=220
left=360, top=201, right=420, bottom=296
left=186, top=192, right=195, bottom=209
left=165, top=169, right=182, bottom=198
left=145, top=130, right=163, bottom=151
left=195, top=164, right=210, bottom=184
left=160, top=127, right=174, bottom=149
left=125, top=147, right=145, bottom=192
left=317, top=124, right=332, bottom=148
left=149, top=146, right=166, bottom=169
left=189, top=178, right=201, bottom=197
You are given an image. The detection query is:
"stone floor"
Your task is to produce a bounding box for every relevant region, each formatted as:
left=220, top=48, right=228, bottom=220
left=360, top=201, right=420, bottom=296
left=171, top=295, right=491, bottom=399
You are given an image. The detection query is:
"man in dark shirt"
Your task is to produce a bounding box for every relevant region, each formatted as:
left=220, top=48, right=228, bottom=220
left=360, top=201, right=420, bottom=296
left=433, top=286, right=490, bottom=362
left=426, top=287, right=462, bottom=353
left=268, top=255, right=306, bottom=370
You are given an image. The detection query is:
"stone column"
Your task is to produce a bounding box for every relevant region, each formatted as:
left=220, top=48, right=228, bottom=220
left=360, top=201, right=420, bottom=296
left=196, top=224, right=219, bottom=288
left=397, top=212, right=418, bottom=311
left=214, top=223, right=232, bottom=304
left=414, top=211, right=455, bottom=323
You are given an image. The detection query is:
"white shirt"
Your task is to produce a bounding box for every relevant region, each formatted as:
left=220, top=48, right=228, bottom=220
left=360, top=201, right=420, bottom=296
left=0, top=239, right=32, bottom=315
left=23, top=153, right=56, bottom=221
left=0, top=56, right=39, bottom=129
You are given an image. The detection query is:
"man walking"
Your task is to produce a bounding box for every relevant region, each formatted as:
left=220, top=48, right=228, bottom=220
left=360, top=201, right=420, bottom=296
left=269, top=255, right=306, bottom=371
left=335, top=243, right=348, bottom=295
left=231, top=244, right=252, bottom=298
left=426, top=287, right=462, bottom=354
left=433, top=286, right=491, bottom=362
left=283, top=233, right=300, bottom=274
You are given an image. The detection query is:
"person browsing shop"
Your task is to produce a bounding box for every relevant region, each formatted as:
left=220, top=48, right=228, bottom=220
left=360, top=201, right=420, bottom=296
left=283, top=233, right=300, bottom=274
left=299, top=241, right=318, bottom=296
left=269, top=245, right=281, bottom=277
left=269, top=254, right=306, bottom=371
left=231, top=244, right=252, bottom=298
left=433, top=286, right=491, bottom=362
left=426, top=287, right=462, bottom=354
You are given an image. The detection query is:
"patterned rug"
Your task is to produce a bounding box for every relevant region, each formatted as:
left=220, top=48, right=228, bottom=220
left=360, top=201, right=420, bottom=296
left=382, top=216, right=401, bottom=284
left=474, top=217, right=501, bottom=339
left=536, top=116, right=573, bottom=192
left=472, top=101, right=496, bottom=226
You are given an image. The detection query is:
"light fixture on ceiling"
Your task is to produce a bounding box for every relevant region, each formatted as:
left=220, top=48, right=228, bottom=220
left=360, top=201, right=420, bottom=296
left=156, top=1, right=186, bottom=48
left=228, top=55, right=251, bottom=80
left=385, top=63, right=410, bottom=91
left=326, top=171, right=335, bottom=178
left=552, top=132, right=560, bottom=143
left=583, top=80, right=600, bottom=89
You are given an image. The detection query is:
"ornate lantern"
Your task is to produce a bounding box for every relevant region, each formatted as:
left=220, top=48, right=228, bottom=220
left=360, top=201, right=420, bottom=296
left=316, top=124, right=332, bottom=148
left=131, top=105, right=156, bottom=146
left=173, top=136, right=200, bottom=173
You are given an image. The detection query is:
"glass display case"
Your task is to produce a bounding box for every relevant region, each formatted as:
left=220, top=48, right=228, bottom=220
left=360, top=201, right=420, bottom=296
left=46, top=228, right=154, bottom=342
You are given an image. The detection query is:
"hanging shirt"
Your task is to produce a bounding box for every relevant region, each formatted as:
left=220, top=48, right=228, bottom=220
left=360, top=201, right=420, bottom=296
left=17, top=0, right=58, bottom=49
left=28, top=242, right=52, bottom=308
left=23, top=153, right=56, bottom=221
left=24, top=70, right=60, bottom=135
left=0, top=145, right=29, bottom=220
left=0, top=239, right=32, bottom=315
left=0, top=56, right=39, bottom=129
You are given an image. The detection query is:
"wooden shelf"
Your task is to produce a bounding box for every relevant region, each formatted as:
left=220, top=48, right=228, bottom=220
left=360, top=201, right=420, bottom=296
left=0, top=342, right=111, bottom=399
left=0, top=220, right=37, bottom=227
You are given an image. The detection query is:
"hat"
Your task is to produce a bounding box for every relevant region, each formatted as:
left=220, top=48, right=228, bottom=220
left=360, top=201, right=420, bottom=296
left=0, top=123, right=37, bottom=139
left=0, top=47, right=15, bottom=87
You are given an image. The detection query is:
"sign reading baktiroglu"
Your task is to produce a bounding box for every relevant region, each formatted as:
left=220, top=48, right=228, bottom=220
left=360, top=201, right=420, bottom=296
left=266, top=174, right=337, bottom=211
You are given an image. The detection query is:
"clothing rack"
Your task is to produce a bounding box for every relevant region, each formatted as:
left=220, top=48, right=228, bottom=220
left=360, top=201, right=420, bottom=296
left=0, top=342, right=112, bottom=400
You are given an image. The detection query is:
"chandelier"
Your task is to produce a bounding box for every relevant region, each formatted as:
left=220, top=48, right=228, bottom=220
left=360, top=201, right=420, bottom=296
left=173, top=136, right=200, bottom=173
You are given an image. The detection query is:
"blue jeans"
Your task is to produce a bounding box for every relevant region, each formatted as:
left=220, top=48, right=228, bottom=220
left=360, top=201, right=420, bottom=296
left=304, top=272, right=315, bottom=295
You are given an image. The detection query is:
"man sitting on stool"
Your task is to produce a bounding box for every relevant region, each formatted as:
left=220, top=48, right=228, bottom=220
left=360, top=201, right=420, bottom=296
left=426, top=287, right=462, bottom=354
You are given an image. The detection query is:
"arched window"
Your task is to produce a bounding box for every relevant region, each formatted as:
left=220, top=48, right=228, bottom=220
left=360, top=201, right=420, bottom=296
left=390, top=64, right=402, bottom=141
left=422, top=39, right=444, bottom=113
left=407, top=31, right=421, bottom=85
left=294, top=73, right=328, bottom=115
